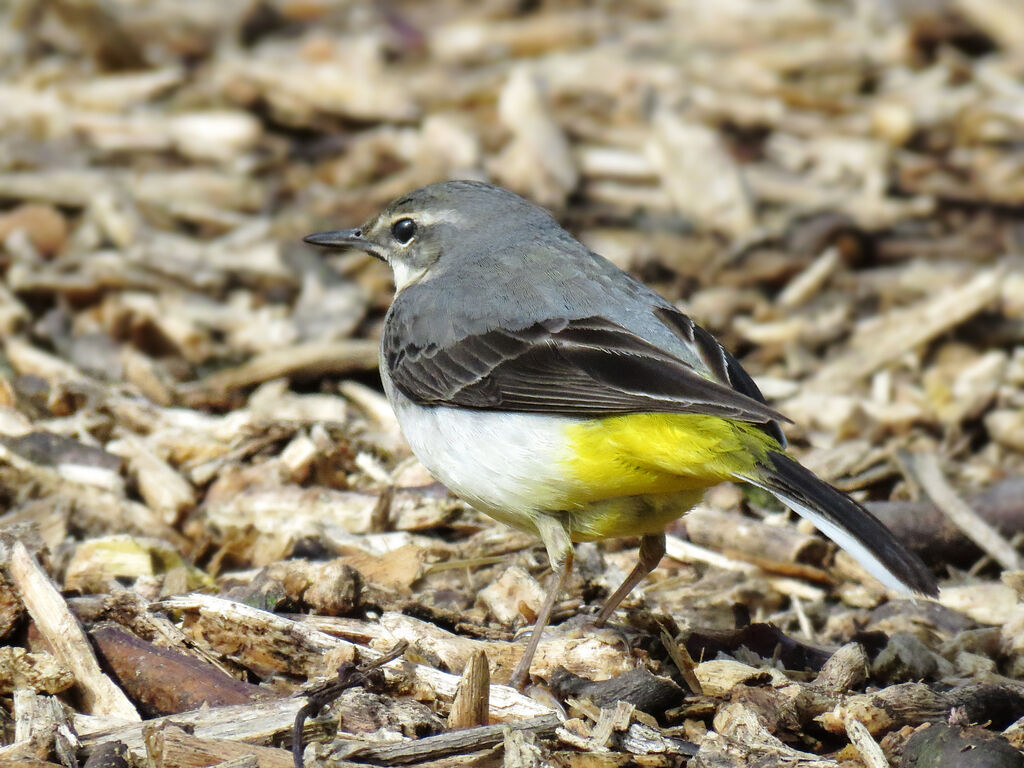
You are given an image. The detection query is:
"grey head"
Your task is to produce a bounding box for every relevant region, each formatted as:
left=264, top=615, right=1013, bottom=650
left=304, top=178, right=676, bottom=347
left=303, top=180, right=571, bottom=292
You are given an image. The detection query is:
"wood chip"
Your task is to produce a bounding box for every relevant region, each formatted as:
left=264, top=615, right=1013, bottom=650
left=809, top=268, right=1003, bottom=392
left=447, top=649, right=490, bottom=730
left=156, top=594, right=552, bottom=721
left=845, top=716, right=890, bottom=768
left=649, top=109, right=755, bottom=238
left=8, top=543, right=140, bottom=722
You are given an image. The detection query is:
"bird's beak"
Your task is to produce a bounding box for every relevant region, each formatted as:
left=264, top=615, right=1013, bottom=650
left=303, top=228, right=385, bottom=261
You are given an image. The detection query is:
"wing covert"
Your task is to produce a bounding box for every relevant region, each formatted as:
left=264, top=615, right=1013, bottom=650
left=383, top=313, right=788, bottom=428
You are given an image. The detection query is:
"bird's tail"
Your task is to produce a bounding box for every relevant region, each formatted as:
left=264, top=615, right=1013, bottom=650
left=738, top=451, right=938, bottom=597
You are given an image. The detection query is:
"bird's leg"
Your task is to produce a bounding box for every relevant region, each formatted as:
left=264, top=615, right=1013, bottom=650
left=595, top=532, right=666, bottom=626
left=508, top=516, right=574, bottom=691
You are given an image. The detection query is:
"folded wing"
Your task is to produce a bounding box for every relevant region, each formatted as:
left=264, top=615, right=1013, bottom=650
left=383, top=311, right=788, bottom=433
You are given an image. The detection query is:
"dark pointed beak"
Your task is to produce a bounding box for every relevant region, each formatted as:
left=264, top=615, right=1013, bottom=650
left=303, top=228, right=365, bottom=248
left=304, top=227, right=386, bottom=261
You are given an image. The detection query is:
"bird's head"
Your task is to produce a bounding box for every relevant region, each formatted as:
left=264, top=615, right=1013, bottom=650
left=304, top=180, right=560, bottom=291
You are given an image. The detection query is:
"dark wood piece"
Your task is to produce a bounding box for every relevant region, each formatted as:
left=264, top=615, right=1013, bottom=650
left=900, top=723, right=1024, bottom=768
left=548, top=666, right=686, bottom=718
left=90, top=623, right=262, bottom=716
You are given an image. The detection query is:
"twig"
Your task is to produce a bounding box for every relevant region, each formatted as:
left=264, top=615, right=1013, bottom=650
left=186, top=339, right=378, bottom=395
left=291, top=640, right=409, bottom=768
left=909, top=452, right=1023, bottom=571
left=808, top=268, right=1002, bottom=392
left=340, top=713, right=562, bottom=766
left=659, top=627, right=703, bottom=695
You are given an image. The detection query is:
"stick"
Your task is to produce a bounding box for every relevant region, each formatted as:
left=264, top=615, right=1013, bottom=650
left=339, top=714, right=561, bottom=766
left=909, top=452, right=1022, bottom=571
left=9, top=542, right=140, bottom=721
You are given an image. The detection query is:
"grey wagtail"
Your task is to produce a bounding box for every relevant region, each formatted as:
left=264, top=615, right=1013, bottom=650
left=305, top=180, right=938, bottom=690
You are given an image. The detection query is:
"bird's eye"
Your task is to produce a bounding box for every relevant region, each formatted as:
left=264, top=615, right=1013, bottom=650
left=391, top=218, right=417, bottom=244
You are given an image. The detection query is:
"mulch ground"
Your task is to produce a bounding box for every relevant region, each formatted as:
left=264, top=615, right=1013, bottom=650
left=1, top=1, right=1023, bottom=766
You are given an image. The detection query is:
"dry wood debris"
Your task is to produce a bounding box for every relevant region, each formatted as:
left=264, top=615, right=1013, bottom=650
left=2, top=0, right=1024, bottom=766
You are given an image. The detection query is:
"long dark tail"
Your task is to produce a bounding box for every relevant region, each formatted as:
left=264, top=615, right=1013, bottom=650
left=740, top=452, right=938, bottom=596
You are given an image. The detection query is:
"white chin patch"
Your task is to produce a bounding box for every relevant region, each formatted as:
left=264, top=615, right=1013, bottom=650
left=390, top=260, right=428, bottom=291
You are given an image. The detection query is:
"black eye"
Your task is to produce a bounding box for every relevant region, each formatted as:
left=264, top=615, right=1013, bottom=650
left=391, top=218, right=416, bottom=244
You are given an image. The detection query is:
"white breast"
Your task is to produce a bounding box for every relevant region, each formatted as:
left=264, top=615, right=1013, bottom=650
left=381, top=368, right=572, bottom=533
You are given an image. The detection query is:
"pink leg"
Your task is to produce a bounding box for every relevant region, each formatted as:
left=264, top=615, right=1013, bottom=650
left=595, top=533, right=666, bottom=626
left=508, top=549, right=573, bottom=690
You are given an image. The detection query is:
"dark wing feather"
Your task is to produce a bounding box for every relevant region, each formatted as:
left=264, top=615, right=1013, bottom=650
left=383, top=313, right=788, bottom=426
left=653, top=307, right=788, bottom=446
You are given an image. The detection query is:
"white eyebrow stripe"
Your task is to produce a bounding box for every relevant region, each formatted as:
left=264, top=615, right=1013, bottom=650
left=403, top=209, right=463, bottom=226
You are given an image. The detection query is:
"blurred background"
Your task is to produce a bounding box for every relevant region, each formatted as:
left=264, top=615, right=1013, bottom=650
left=2, top=1, right=1022, bottom=397
left=1, top=0, right=1024, bottom=760
left=2, top=0, right=1023, bottom=503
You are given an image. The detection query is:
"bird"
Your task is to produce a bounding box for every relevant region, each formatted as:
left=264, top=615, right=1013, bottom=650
left=305, top=180, right=938, bottom=690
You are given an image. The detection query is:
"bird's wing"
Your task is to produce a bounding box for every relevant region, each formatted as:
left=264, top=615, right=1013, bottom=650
left=382, top=309, right=789, bottom=430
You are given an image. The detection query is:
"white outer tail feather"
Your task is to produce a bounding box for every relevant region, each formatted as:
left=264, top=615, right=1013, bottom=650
left=744, top=479, right=915, bottom=597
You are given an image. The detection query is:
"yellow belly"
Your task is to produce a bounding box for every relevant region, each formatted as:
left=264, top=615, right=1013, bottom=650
left=564, top=412, right=776, bottom=497
left=559, top=413, right=777, bottom=540
left=563, top=488, right=707, bottom=541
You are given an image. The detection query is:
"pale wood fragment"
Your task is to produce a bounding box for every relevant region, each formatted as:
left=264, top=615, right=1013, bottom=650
left=0, top=647, right=74, bottom=695
left=684, top=508, right=830, bottom=574
left=143, top=724, right=292, bottom=768
left=808, top=268, right=1002, bottom=392
left=77, top=698, right=305, bottom=759
left=819, top=683, right=948, bottom=736
left=376, top=610, right=634, bottom=686
left=503, top=727, right=545, bottom=767
left=666, top=534, right=759, bottom=575
left=777, top=247, right=841, bottom=309
left=649, top=110, right=755, bottom=238
left=187, top=339, right=378, bottom=394
left=429, top=11, right=609, bottom=63
left=490, top=65, right=578, bottom=208
left=940, top=582, right=1018, bottom=626
left=338, top=381, right=402, bottom=438
left=3, top=689, right=79, bottom=766
left=3, top=337, right=89, bottom=384
left=9, top=542, right=140, bottom=722
left=910, top=452, right=1022, bottom=571
left=447, top=650, right=490, bottom=730
left=478, top=565, right=545, bottom=624
left=845, top=716, right=890, bottom=768
left=813, top=643, right=868, bottom=693
left=337, top=713, right=561, bottom=766
left=693, top=660, right=778, bottom=698
left=105, top=435, right=195, bottom=525
left=986, top=409, right=1024, bottom=453
left=620, top=721, right=697, bottom=758
left=660, top=628, right=703, bottom=696
left=590, top=701, right=634, bottom=748
left=696, top=703, right=838, bottom=767
left=665, top=534, right=827, bottom=600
